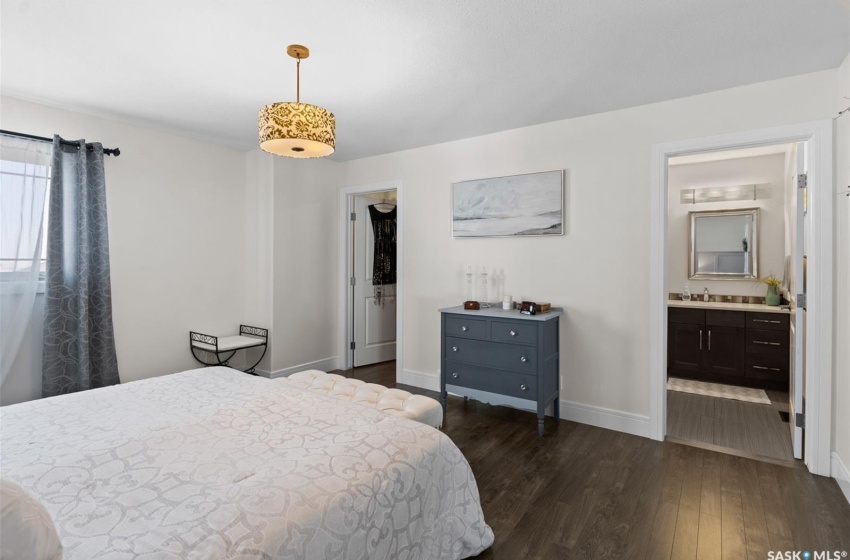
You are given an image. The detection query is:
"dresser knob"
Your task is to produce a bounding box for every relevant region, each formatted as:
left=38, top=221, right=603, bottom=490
left=461, top=325, right=468, bottom=332
left=510, top=330, right=517, bottom=336
left=452, top=372, right=459, bottom=378
left=520, top=384, right=528, bottom=391
left=452, top=346, right=458, bottom=352
left=520, top=356, right=527, bottom=363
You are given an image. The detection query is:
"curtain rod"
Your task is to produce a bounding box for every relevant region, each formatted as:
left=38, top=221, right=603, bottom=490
left=0, top=129, right=121, bottom=156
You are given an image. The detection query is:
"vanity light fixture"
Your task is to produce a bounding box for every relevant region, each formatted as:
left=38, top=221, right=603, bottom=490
left=258, top=44, right=335, bottom=158
left=680, top=183, right=770, bottom=204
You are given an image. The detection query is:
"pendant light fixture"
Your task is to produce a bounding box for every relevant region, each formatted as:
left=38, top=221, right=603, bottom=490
left=259, top=44, right=335, bottom=158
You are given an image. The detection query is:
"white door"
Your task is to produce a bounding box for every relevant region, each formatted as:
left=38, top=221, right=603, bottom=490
left=789, top=142, right=806, bottom=460
left=352, top=194, right=397, bottom=367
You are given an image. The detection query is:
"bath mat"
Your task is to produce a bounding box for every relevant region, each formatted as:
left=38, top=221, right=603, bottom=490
left=667, top=377, right=771, bottom=404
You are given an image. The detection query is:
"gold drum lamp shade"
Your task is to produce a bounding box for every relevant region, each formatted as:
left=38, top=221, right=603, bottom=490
left=259, top=45, right=335, bottom=158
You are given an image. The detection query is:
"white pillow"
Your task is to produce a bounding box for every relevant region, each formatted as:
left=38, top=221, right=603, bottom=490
left=0, top=478, right=62, bottom=560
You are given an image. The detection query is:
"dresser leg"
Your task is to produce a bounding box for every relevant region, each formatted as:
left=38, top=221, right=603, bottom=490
left=553, top=396, right=560, bottom=420
left=441, top=392, right=447, bottom=412
left=537, top=416, right=545, bottom=436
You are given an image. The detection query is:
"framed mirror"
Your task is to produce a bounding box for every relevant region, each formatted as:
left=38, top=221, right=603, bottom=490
left=688, top=208, right=759, bottom=280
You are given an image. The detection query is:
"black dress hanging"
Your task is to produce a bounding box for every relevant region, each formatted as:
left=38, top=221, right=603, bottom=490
left=368, top=204, right=396, bottom=305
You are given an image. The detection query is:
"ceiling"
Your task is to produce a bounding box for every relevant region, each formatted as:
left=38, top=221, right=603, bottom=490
left=2, top=1, right=848, bottom=161
left=669, top=144, right=792, bottom=166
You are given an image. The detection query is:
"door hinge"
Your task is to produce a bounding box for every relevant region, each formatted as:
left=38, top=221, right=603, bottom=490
left=795, top=412, right=805, bottom=429
left=350, top=277, right=356, bottom=286
left=350, top=341, right=356, bottom=350
left=797, top=293, right=807, bottom=310
left=797, top=173, right=807, bottom=189
left=350, top=212, right=356, bottom=221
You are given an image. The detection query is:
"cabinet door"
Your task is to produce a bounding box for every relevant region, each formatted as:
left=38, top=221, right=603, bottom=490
left=668, top=322, right=702, bottom=372
left=702, top=326, right=745, bottom=377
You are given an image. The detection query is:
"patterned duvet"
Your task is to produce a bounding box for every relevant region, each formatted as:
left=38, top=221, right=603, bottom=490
left=0, top=367, right=494, bottom=559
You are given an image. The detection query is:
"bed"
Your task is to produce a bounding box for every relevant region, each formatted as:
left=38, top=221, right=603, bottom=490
left=0, top=367, right=494, bottom=559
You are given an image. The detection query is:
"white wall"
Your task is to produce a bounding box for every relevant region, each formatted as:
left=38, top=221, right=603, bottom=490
left=242, top=150, right=344, bottom=377
left=832, top=51, right=850, bottom=501
left=342, top=69, right=836, bottom=423
left=270, top=156, right=342, bottom=374
left=242, top=150, right=275, bottom=373
left=667, top=154, right=786, bottom=296
left=0, top=96, right=247, bottom=401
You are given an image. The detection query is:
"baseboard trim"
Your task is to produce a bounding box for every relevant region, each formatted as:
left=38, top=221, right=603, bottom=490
left=558, top=399, right=652, bottom=439
left=401, top=369, right=440, bottom=391
left=832, top=451, right=850, bottom=505
left=403, top=369, right=651, bottom=438
left=256, top=356, right=339, bottom=379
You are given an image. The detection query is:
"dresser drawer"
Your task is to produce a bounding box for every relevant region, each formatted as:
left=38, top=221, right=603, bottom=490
left=746, top=312, right=789, bottom=331
left=491, top=320, right=538, bottom=345
left=445, top=316, right=486, bottom=340
left=746, top=328, right=789, bottom=354
left=745, top=353, right=788, bottom=381
left=445, top=361, right=537, bottom=400
left=445, top=336, right=536, bottom=374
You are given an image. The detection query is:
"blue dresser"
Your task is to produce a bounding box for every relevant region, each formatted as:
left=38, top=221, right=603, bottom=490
left=440, top=306, right=563, bottom=436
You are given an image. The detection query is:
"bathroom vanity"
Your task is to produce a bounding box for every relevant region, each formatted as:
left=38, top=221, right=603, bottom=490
left=667, top=301, right=790, bottom=390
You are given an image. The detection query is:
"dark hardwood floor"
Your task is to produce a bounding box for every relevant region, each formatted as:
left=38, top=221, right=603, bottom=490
left=334, top=361, right=850, bottom=559
left=667, top=387, right=795, bottom=463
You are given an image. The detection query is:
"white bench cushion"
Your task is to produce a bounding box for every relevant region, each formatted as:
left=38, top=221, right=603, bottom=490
left=284, top=370, right=443, bottom=429
left=192, top=335, right=265, bottom=352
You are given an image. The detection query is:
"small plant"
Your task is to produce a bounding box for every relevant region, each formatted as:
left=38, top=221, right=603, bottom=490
left=756, top=274, right=782, bottom=287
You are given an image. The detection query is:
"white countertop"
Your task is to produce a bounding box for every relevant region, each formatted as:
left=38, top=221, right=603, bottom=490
left=668, top=300, right=791, bottom=314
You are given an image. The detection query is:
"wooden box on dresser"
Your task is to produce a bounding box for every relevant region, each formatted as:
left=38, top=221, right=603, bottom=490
left=667, top=304, right=791, bottom=390
left=440, top=306, right=563, bottom=436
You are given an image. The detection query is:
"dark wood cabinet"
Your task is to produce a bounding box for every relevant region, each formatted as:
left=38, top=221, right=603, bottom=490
left=701, top=325, right=745, bottom=377
left=668, top=322, right=702, bottom=372
left=668, top=306, right=788, bottom=390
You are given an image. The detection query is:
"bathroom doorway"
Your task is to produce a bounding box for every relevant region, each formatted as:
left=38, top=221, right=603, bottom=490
left=663, top=142, right=802, bottom=463
left=649, top=121, right=835, bottom=476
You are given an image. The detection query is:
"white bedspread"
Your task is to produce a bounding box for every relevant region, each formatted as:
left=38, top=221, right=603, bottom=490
left=0, top=367, right=494, bottom=559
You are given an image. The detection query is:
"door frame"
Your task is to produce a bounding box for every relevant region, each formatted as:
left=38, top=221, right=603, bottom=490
left=649, top=120, right=834, bottom=476
left=338, top=180, right=404, bottom=383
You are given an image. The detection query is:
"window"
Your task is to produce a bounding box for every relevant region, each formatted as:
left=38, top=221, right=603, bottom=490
left=0, top=155, right=51, bottom=283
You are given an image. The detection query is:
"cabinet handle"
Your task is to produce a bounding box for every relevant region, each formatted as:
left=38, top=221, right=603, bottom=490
left=699, top=330, right=703, bottom=350
left=520, top=356, right=528, bottom=363
left=520, top=384, right=528, bottom=391
left=452, top=372, right=459, bottom=378
left=509, top=330, right=517, bottom=336
left=753, top=319, right=781, bottom=324
left=461, top=325, right=468, bottom=332
left=752, top=365, right=781, bottom=371
left=753, top=341, right=782, bottom=346
left=452, top=346, right=458, bottom=352
left=708, top=330, right=711, bottom=351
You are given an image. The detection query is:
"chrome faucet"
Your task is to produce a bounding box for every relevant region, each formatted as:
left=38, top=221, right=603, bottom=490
left=703, top=288, right=710, bottom=302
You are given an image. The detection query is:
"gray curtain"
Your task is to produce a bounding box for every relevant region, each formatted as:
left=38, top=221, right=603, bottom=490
left=42, top=136, right=119, bottom=397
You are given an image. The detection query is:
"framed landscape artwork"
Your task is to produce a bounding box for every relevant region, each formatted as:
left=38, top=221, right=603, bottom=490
left=451, top=170, right=564, bottom=238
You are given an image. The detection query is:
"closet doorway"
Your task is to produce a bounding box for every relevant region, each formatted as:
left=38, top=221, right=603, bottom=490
left=338, top=181, right=404, bottom=382
left=352, top=191, right=397, bottom=366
